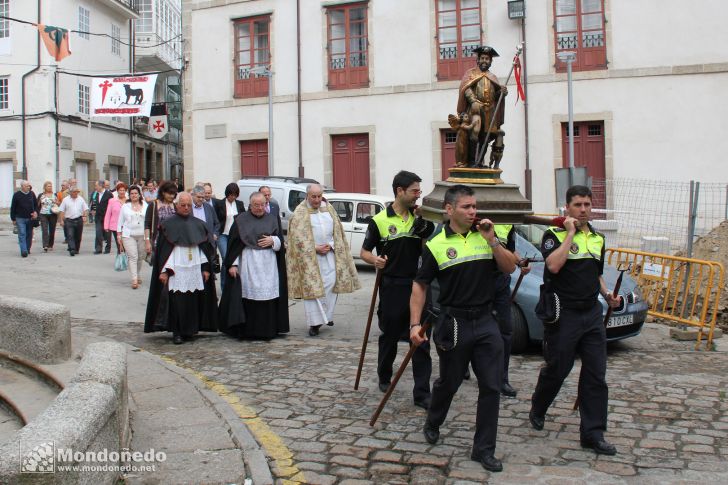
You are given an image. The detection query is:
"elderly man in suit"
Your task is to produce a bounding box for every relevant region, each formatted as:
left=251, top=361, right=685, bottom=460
left=259, top=185, right=282, bottom=234
left=213, top=183, right=246, bottom=291
left=191, top=185, right=220, bottom=246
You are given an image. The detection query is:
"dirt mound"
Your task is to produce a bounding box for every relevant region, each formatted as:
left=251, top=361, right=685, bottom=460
left=684, top=220, right=728, bottom=329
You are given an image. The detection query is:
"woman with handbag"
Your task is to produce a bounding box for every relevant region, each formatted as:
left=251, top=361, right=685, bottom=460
left=37, top=181, right=60, bottom=252
left=118, top=185, right=148, bottom=289
left=104, top=182, right=128, bottom=255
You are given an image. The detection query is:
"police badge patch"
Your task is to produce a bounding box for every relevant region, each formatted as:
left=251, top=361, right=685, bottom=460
left=388, top=224, right=397, bottom=236
left=446, top=247, right=457, bottom=259
left=543, top=238, right=555, bottom=250
left=570, top=243, right=579, bottom=254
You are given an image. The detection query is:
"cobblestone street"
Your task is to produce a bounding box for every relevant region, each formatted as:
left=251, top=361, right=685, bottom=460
left=73, top=316, right=728, bottom=484
left=1, top=231, right=727, bottom=483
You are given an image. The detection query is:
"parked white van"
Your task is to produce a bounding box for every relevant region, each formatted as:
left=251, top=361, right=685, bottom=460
left=325, top=193, right=393, bottom=260
left=236, top=176, right=332, bottom=233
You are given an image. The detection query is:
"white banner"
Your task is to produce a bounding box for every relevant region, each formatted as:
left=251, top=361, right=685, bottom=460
left=90, top=74, right=158, bottom=117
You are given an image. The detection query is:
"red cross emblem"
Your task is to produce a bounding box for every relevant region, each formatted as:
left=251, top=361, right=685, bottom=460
left=152, top=120, right=165, bottom=132
left=99, top=80, right=113, bottom=104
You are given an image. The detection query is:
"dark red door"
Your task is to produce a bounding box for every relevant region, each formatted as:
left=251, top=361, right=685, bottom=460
left=332, top=134, right=370, bottom=193
left=441, top=129, right=457, bottom=179
left=240, top=139, right=269, bottom=176
left=561, top=121, right=605, bottom=209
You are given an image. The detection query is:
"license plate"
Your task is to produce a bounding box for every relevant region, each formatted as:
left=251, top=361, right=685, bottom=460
left=607, top=314, right=634, bottom=328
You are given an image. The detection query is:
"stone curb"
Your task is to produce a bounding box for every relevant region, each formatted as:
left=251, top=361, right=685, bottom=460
left=132, top=347, right=274, bottom=485
left=0, top=294, right=72, bottom=364
left=0, top=342, right=127, bottom=485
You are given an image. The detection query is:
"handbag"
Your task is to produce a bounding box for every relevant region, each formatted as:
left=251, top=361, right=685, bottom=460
left=535, top=281, right=561, bottom=324
left=51, top=204, right=60, bottom=214
left=31, top=218, right=40, bottom=228
left=114, top=253, right=128, bottom=272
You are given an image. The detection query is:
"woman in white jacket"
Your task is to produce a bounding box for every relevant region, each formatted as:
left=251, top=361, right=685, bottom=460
left=118, top=185, right=148, bottom=289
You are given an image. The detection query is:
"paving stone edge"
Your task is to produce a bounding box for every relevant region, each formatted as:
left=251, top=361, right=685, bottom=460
left=130, top=346, right=274, bottom=485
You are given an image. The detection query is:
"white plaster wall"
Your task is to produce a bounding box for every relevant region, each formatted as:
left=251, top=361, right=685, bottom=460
left=526, top=72, right=728, bottom=213
left=610, top=0, right=728, bottom=69
left=186, top=0, right=728, bottom=215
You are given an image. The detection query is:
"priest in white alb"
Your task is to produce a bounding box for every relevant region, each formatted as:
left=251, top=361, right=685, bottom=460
left=287, top=184, right=360, bottom=336
left=144, top=192, right=218, bottom=344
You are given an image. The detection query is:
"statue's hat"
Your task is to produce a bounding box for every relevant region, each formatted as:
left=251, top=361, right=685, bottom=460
left=473, top=45, right=499, bottom=57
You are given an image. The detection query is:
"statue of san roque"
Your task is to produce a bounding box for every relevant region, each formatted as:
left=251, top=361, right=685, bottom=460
left=448, top=46, right=508, bottom=169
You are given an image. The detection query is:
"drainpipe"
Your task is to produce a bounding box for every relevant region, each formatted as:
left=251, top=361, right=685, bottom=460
left=21, top=0, right=42, bottom=181
left=129, top=18, right=135, bottom=182
left=296, top=0, right=303, bottom=177
left=54, top=69, right=60, bottom=189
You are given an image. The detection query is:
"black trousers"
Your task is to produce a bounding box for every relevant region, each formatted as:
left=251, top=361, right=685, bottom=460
left=95, top=218, right=111, bottom=252
left=376, top=276, right=432, bottom=401
left=65, top=218, right=83, bottom=253
left=531, top=303, right=608, bottom=442
left=427, top=312, right=503, bottom=457
left=493, top=273, right=512, bottom=384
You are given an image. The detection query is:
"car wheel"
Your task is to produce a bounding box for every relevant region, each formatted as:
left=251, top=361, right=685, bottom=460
left=510, top=303, right=529, bottom=354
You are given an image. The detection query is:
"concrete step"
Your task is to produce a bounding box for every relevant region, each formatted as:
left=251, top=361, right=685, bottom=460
left=0, top=355, right=73, bottom=444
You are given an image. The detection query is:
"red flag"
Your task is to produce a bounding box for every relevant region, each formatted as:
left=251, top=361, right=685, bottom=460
left=513, top=54, right=526, bottom=104
left=37, top=24, right=71, bottom=62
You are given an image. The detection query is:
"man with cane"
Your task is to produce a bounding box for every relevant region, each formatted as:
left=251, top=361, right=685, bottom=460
left=529, top=185, right=621, bottom=455
left=360, top=171, right=435, bottom=408
left=410, top=185, right=516, bottom=472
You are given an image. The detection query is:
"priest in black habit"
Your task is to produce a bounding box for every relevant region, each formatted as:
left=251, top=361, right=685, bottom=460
left=144, top=192, right=218, bottom=344
left=219, top=192, right=289, bottom=339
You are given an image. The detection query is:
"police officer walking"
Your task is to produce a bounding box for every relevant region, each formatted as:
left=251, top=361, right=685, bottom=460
left=492, top=224, right=530, bottom=398
left=410, top=185, right=516, bottom=472
left=361, top=171, right=435, bottom=408
left=529, top=185, right=621, bottom=455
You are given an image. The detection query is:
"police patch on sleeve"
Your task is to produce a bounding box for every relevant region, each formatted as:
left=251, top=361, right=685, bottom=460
left=543, top=238, right=555, bottom=250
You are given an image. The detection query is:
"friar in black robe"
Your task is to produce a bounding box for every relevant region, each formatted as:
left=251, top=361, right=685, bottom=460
left=144, top=192, right=218, bottom=343
left=218, top=193, right=289, bottom=339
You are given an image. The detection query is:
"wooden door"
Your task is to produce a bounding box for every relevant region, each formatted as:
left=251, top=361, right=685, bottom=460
left=240, top=139, right=269, bottom=176
left=441, top=129, right=457, bottom=179
left=561, top=121, right=605, bottom=209
left=332, top=134, right=370, bottom=193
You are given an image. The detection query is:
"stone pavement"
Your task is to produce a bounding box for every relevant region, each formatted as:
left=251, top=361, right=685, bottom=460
left=3, top=223, right=728, bottom=483
left=72, top=318, right=728, bottom=485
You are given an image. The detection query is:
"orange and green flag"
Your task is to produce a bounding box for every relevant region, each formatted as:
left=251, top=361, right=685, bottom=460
left=37, top=24, right=71, bottom=62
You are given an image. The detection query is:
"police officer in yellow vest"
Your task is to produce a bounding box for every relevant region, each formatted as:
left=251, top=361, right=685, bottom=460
left=361, top=171, right=435, bottom=408
left=410, top=185, right=516, bottom=473
left=529, top=185, right=621, bottom=456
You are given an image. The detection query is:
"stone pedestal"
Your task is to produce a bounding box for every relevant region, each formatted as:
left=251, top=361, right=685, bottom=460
left=420, top=167, right=533, bottom=224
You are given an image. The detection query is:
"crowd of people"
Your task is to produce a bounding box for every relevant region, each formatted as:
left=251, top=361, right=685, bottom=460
left=9, top=172, right=621, bottom=473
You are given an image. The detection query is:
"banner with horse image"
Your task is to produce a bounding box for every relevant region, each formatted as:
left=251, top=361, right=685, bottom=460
left=90, top=74, right=158, bottom=117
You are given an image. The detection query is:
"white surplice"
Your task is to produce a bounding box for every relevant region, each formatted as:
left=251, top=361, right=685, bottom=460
left=304, top=204, right=338, bottom=327
left=163, top=245, right=208, bottom=293
left=237, top=236, right=282, bottom=301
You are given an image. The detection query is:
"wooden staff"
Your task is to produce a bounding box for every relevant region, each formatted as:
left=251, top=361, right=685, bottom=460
left=573, top=269, right=625, bottom=410
left=354, top=269, right=383, bottom=390
left=510, top=258, right=536, bottom=302
left=369, top=319, right=431, bottom=427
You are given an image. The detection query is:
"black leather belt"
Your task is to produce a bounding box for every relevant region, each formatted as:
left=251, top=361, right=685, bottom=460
left=442, top=304, right=492, bottom=320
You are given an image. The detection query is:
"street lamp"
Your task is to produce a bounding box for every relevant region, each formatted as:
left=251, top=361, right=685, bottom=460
left=250, top=65, right=273, bottom=175
left=557, top=51, right=577, bottom=187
